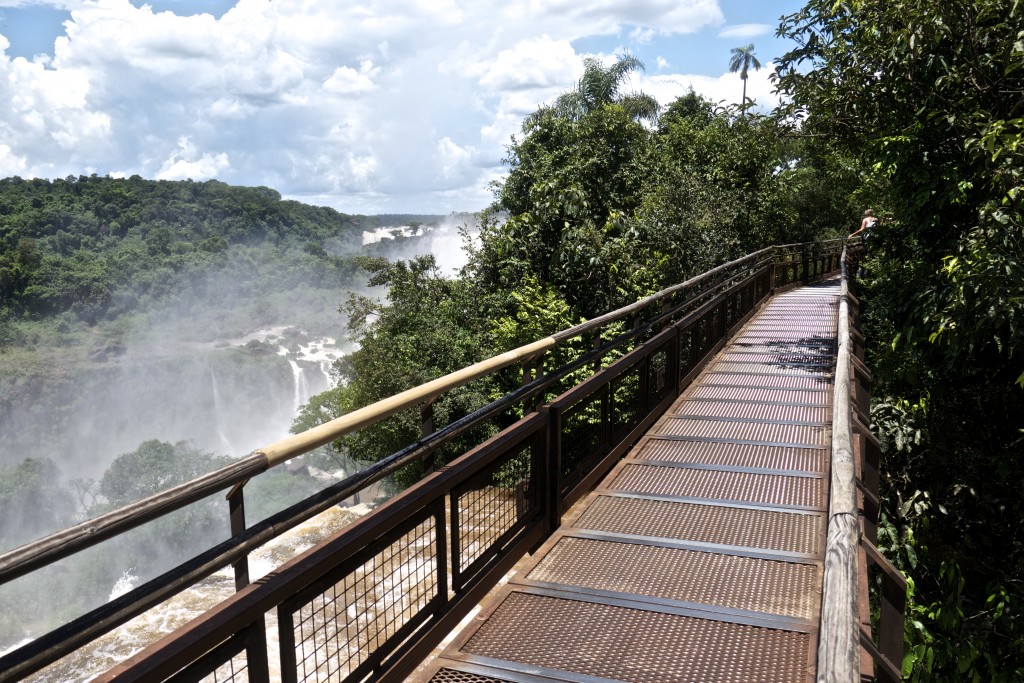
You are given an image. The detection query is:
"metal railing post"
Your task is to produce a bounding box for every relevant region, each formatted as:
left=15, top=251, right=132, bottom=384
left=226, top=484, right=270, bottom=683
left=226, top=484, right=250, bottom=591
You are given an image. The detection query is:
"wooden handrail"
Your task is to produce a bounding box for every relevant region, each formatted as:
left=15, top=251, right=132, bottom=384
left=817, top=245, right=861, bottom=683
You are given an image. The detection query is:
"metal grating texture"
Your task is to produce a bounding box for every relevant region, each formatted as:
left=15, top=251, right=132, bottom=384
left=689, top=385, right=829, bottom=405
left=657, top=417, right=828, bottom=446
left=286, top=517, right=439, bottom=683
left=740, top=335, right=830, bottom=343
left=676, top=400, right=830, bottom=422
left=462, top=592, right=811, bottom=683
left=635, top=438, right=826, bottom=473
left=709, top=361, right=833, bottom=376
left=609, top=463, right=824, bottom=508
left=720, top=356, right=831, bottom=366
left=700, top=373, right=833, bottom=390
left=732, top=333, right=836, bottom=346
left=575, top=495, right=822, bottom=555
left=427, top=669, right=512, bottom=683
left=526, top=536, right=818, bottom=619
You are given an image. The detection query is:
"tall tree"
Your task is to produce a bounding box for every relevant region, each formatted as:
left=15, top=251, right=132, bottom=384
left=728, top=44, right=762, bottom=106
left=540, top=53, right=659, bottom=124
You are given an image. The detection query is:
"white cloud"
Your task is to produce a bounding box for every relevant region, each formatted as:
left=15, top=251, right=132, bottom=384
left=718, top=23, right=772, bottom=39
left=0, top=143, right=28, bottom=177
left=0, top=0, right=767, bottom=213
left=156, top=136, right=230, bottom=180
left=477, top=35, right=579, bottom=91
left=436, top=136, right=475, bottom=182
left=323, top=60, right=381, bottom=94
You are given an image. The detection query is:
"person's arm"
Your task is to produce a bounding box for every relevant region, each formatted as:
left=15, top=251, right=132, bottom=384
left=849, top=218, right=867, bottom=239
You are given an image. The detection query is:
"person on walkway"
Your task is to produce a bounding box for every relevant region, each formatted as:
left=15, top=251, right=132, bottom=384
left=849, top=209, right=877, bottom=240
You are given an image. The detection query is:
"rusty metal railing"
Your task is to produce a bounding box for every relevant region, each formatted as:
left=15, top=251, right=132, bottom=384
left=0, top=239, right=845, bottom=682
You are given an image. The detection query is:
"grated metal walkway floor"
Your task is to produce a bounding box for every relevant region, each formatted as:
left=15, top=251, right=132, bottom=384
left=415, top=281, right=840, bottom=683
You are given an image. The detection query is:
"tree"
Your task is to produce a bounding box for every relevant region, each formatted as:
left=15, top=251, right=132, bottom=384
left=323, top=256, right=499, bottom=487
left=728, top=44, right=762, bottom=106
left=484, top=103, right=655, bottom=316
left=640, top=97, right=835, bottom=282
left=0, top=458, right=76, bottom=550
left=99, top=440, right=232, bottom=507
left=540, top=53, right=659, bottom=124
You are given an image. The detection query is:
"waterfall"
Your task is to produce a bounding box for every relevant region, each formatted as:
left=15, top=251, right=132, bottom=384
left=209, top=369, right=234, bottom=455
left=287, top=358, right=308, bottom=414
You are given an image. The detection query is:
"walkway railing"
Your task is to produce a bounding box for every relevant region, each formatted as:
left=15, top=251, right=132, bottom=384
left=0, top=240, right=851, bottom=682
left=818, top=245, right=906, bottom=683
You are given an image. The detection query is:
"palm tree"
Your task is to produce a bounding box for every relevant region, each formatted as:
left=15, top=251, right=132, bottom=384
left=728, top=44, right=762, bottom=106
left=539, top=53, right=659, bottom=124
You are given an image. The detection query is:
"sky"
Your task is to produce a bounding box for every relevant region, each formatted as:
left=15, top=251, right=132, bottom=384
left=0, top=0, right=807, bottom=215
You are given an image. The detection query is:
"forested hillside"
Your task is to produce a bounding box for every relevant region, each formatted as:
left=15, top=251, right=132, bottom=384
left=0, top=176, right=382, bottom=347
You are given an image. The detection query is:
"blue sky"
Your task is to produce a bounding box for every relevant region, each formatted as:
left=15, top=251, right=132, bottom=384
left=0, top=0, right=806, bottom=214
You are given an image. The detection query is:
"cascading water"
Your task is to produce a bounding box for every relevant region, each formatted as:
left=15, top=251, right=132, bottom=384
left=286, top=357, right=308, bottom=414
left=208, top=368, right=235, bottom=455
left=1, top=224, right=476, bottom=679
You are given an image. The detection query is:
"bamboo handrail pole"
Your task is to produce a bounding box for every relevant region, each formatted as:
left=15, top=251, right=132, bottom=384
left=552, top=247, right=775, bottom=342
left=257, top=336, right=557, bottom=466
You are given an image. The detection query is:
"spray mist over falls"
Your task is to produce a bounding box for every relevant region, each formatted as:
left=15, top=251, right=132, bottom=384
left=362, top=214, right=480, bottom=275
left=0, top=215, right=480, bottom=675
left=0, top=330, right=344, bottom=480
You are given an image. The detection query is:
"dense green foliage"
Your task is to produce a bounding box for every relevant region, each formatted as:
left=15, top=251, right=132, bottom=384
left=777, top=0, right=1024, bottom=678
left=303, top=63, right=855, bottom=489
left=0, top=175, right=373, bottom=346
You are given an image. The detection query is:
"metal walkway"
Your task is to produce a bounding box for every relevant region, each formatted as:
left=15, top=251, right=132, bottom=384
left=415, top=281, right=839, bottom=683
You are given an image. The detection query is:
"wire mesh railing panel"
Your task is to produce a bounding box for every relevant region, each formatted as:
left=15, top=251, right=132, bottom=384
left=558, top=389, right=608, bottom=492
left=610, top=364, right=643, bottom=442
left=646, top=344, right=672, bottom=408
left=452, top=436, right=539, bottom=590
left=282, top=513, right=441, bottom=683
left=160, top=630, right=259, bottom=683
left=202, top=654, right=248, bottom=683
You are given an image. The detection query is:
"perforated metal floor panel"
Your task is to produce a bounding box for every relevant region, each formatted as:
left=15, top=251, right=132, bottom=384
left=525, top=536, right=819, bottom=619
left=461, top=591, right=812, bottom=683
left=414, top=281, right=839, bottom=683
